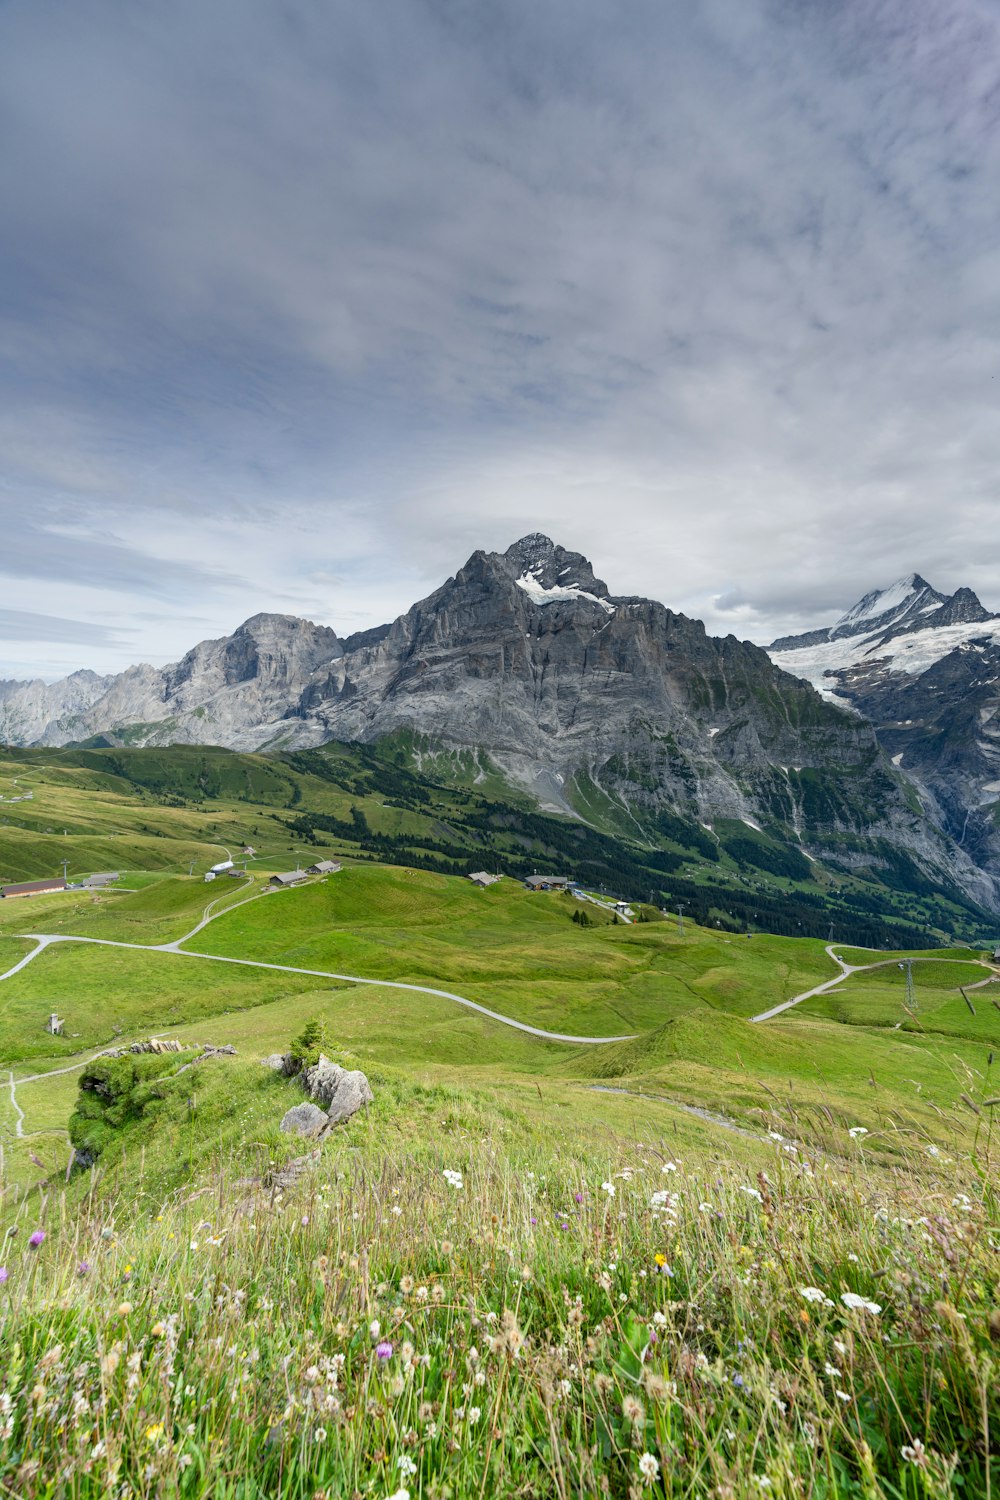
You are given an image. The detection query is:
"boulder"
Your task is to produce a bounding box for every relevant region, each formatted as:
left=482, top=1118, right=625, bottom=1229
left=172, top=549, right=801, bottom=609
left=279, top=1102, right=328, bottom=1138
left=261, top=1053, right=287, bottom=1072
left=302, top=1055, right=374, bottom=1125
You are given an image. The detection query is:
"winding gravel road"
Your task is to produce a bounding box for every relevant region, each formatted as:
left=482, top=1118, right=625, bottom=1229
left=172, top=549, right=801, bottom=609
left=750, top=944, right=999, bottom=1023
left=1, top=881, right=638, bottom=1053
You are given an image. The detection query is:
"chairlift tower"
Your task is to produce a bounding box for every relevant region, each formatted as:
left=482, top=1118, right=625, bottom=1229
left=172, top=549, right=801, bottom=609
left=677, top=901, right=686, bottom=935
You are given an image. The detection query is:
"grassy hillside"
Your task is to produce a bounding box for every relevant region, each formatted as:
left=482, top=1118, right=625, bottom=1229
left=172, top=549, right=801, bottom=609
left=2, top=741, right=995, bottom=948
left=0, top=799, right=998, bottom=1495
left=0, top=1058, right=995, bottom=1498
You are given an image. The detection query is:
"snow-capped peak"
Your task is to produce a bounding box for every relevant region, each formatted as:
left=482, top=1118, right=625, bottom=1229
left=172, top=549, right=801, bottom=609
left=829, top=574, right=942, bottom=640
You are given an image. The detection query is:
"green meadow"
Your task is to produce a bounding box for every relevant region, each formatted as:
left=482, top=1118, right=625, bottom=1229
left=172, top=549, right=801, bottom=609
left=0, top=752, right=997, bottom=1496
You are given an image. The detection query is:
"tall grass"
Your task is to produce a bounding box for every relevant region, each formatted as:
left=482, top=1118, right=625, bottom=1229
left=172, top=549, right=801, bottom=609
left=0, top=1108, right=996, bottom=1498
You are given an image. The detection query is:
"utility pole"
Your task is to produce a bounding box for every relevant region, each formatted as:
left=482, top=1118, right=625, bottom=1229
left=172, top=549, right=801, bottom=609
left=677, top=901, right=686, bottom=934
left=188, top=861, right=196, bottom=877
left=60, top=858, right=69, bottom=882
left=828, top=920, right=835, bottom=943
left=898, top=960, right=916, bottom=1013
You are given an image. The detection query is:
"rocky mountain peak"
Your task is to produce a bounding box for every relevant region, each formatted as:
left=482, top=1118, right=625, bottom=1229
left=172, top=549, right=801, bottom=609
left=498, top=534, right=612, bottom=609
left=922, top=587, right=994, bottom=629
left=829, top=574, right=945, bottom=641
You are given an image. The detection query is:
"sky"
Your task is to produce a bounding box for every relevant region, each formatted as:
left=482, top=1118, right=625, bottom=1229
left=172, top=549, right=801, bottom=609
left=2, top=0, right=1000, bottom=680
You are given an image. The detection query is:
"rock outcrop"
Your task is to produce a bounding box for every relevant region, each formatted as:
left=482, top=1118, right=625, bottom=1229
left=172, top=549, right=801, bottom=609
left=302, top=1058, right=375, bottom=1124
left=280, top=1102, right=329, bottom=1137
left=267, top=1052, right=374, bottom=1134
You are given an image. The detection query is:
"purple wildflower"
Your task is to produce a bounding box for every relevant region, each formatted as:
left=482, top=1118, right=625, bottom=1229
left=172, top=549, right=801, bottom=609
left=530, top=1217, right=537, bottom=1226
left=28, top=1230, right=45, bottom=1248
left=574, top=1193, right=583, bottom=1203
left=77, top=1261, right=91, bottom=1276
left=375, top=1341, right=393, bottom=1360
left=732, top=1373, right=745, bottom=1388
left=0, top=1267, right=7, bottom=1283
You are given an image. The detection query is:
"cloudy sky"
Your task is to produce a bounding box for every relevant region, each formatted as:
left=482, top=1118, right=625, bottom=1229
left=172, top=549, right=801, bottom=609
left=2, top=0, right=999, bottom=679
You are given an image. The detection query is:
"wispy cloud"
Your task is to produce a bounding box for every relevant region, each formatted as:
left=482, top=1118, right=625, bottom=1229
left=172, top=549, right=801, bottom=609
left=0, top=608, right=132, bottom=648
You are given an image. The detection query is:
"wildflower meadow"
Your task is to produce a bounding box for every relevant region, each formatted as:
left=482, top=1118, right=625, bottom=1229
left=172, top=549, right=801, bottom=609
left=0, top=1114, right=996, bottom=1498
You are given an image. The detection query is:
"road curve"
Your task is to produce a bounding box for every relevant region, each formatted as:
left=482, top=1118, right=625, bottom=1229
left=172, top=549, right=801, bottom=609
left=750, top=947, right=1000, bottom=1023
left=9, top=931, right=638, bottom=1047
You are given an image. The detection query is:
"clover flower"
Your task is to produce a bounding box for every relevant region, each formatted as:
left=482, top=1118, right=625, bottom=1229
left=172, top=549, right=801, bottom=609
left=638, top=1453, right=659, bottom=1485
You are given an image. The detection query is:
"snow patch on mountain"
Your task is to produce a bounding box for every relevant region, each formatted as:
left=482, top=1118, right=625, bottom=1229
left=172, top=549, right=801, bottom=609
left=515, top=570, right=616, bottom=614
left=774, top=618, right=1000, bottom=697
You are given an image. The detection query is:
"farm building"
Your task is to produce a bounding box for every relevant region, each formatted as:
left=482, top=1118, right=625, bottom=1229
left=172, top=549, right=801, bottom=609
left=467, top=871, right=501, bottom=887
left=524, top=874, right=571, bottom=892
left=1, top=878, right=67, bottom=899
left=307, top=860, right=342, bottom=875
left=85, top=871, right=120, bottom=888
left=269, top=870, right=308, bottom=887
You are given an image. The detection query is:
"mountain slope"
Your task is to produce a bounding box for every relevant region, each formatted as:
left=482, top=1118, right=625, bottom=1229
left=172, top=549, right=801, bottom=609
left=770, top=576, right=1000, bottom=900
left=2, top=538, right=995, bottom=913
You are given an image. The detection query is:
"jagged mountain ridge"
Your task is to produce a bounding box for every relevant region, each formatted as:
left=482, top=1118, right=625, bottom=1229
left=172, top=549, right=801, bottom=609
left=769, top=574, right=1000, bottom=900
left=1, top=537, right=994, bottom=910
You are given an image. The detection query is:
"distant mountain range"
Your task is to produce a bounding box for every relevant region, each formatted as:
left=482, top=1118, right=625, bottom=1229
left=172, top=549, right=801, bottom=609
left=1, top=539, right=996, bottom=918
left=769, top=573, right=1000, bottom=904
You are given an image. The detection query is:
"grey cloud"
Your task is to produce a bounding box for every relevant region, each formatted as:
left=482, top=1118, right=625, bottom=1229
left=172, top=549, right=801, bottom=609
left=0, top=608, right=133, bottom=647
left=0, top=519, right=246, bottom=598
left=1, top=0, right=999, bottom=672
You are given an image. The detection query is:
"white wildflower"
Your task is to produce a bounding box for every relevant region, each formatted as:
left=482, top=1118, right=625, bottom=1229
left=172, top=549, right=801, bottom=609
left=840, top=1292, right=881, bottom=1315
left=638, top=1452, right=660, bottom=1485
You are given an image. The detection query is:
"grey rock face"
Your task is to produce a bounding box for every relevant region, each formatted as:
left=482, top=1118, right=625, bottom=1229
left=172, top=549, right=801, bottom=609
left=261, top=1053, right=288, bottom=1072
left=280, top=1102, right=328, bottom=1137
left=302, top=1056, right=374, bottom=1124
left=770, top=576, right=1000, bottom=908
left=2, top=614, right=342, bottom=751
left=2, top=535, right=995, bottom=908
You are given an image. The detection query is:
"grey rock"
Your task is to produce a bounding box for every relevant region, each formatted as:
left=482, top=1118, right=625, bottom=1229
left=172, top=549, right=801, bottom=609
left=279, top=1102, right=328, bottom=1137
left=261, top=1053, right=287, bottom=1071
left=302, top=1056, right=374, bottom=1123
left=3, top=533, right=998, bottom=910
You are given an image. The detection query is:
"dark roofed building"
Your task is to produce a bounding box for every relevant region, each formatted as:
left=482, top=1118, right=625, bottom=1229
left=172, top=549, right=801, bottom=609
left=307, top=860, right=342, bottom=875
left=269, top=870, right=308, bottom=887
left=524, top=874, right=571, bottom=891
left=1, top=878, right=68, bottom=899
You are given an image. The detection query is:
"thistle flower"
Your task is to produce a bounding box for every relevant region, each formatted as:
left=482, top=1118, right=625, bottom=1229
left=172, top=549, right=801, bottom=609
left=28, top=1231, right=45, bottom=1248
left=376, top=1341, right=393, bottom=1360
